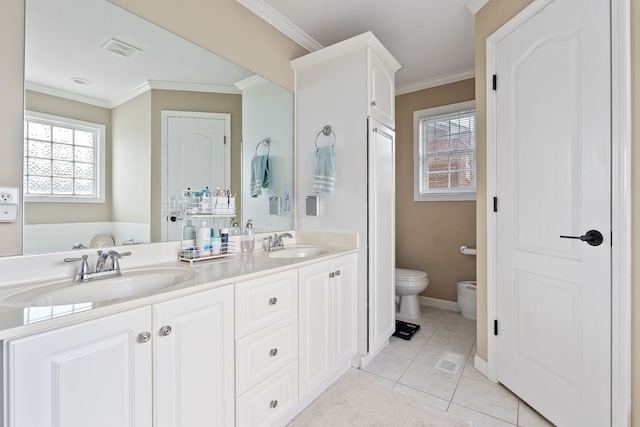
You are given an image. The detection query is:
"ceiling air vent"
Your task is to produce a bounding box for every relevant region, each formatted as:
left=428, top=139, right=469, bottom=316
left=101, top=38, right=141, bottom=58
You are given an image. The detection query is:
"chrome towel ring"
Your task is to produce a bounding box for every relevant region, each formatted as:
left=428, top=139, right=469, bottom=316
left=255, top=137, right=270, bottom=156
left=315, top=125, right=336, bottom=148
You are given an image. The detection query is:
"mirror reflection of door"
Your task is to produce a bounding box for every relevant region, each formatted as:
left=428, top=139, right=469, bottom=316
left=161, top=111, right=231, bottom=242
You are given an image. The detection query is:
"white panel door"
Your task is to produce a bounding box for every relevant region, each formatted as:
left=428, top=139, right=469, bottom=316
left=298, top=260, right=333, bottom=398
left=161, top=111, right=230, bottom=241
left=494, top=1, right=611, bottom=426
left=368, top=119, right=396, bottom=356
left=333, top=253, right=358, bottom=367
left=7, top=308, right=152, bottom=427
left=153, top=286, right=234, bottom=427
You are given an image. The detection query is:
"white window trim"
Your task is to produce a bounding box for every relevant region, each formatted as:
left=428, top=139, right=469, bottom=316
left=413, top=100, right=476, bottom=202
left=24, top=111, right=106, bottom=203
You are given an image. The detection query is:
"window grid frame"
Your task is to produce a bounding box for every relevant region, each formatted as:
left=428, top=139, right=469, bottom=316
left=24, top=111, right=105, bottom=204
left=413, top=101, right=477, bottom=202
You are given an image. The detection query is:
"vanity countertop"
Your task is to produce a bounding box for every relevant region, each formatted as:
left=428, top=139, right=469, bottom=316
left=0, top=232, right=358, bottom=340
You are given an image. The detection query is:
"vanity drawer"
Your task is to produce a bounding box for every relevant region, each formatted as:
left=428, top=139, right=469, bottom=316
left=236, top=270, right=298, bottom=338
left=236, top=315, right=298, bottom=395
left=236, top=360, right=298, bottom=427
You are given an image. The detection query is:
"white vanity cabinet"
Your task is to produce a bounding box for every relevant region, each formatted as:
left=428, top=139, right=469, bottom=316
left=5, top=285, right=234, bottom=427
left=235, top=270, right=299, bottom=427
left=298, top=253, right=357, bottom=399
left=292, top=32, right=400, bottom=364
left=6, top=307, right=153, bottom=427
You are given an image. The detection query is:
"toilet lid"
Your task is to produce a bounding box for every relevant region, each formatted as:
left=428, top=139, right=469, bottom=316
left=395, top=268, right=427, bottom=282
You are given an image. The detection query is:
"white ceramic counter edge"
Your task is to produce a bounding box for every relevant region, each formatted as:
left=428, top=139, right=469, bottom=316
left=0, top=230, right=358, bottom=340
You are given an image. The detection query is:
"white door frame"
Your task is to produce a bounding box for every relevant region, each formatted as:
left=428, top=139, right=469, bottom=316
left=484, top=0, right=632, bottom=425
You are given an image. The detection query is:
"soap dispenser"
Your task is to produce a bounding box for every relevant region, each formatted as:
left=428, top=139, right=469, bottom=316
left=242, top=219, right=255, bottom=253
left=229, top=218, right=241, bottom=236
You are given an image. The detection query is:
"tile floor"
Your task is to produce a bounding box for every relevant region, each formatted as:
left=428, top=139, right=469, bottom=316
left=354, top=306, right=556, bottom=427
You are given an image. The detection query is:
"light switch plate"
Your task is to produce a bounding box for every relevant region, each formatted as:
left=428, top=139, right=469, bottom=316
left=0, top=205, right=18, bottom=222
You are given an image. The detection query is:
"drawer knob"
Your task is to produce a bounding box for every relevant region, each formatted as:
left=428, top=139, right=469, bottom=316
left=160, top=326, right=172, bottom=336
left=329, top=272, right=335, bottom=278
left=138, top=332, right=151, bottom=343
left=335, top=270, right=341, bottom=276
left=270, top=400, right=278, bottom=409
left=269, top=297, right=278, bottom=305
left=269, top=348, right=278, bottom=357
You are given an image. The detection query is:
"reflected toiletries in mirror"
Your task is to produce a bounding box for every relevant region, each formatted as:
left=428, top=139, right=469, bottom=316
left=22, top=0, right=293, bottom=255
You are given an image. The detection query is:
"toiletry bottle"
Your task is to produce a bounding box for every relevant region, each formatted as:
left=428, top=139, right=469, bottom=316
left=196, top=220, right=211, bottom=256
left=210, top=235, right=222, bottom=255
left=183, top=220, right=196, bottom=240
left=220, top=227, right=229, bottom=253
left=242, top=219, right=255, bottom=252
left=229, top=218, right=241, bottom=236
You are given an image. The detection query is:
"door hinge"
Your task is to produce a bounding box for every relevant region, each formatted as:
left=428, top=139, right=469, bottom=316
left=493, top=197, right=498, bottom=212
left=224, top=135, right=227, bottom=145
left=494, top=320, right=498, bottom=336
left=492, top=74, right=497, bottom=90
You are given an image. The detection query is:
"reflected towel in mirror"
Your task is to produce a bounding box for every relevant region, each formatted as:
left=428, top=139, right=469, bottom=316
left=250, top=155, right=270, bottom=197
left=313, top=145, right=335, bottom=194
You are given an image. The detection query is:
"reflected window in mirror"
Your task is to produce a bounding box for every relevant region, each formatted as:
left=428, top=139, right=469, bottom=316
left=24, top=111, right=105, bottom=203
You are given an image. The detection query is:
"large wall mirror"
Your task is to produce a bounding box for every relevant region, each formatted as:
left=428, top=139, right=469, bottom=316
left=23, top=0, right=294, bottom=255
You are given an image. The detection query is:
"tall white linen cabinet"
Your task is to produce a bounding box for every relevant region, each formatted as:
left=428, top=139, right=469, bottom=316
left=291, top=32, right=401, bottom=364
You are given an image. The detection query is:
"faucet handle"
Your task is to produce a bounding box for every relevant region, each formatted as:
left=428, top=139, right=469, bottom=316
left=64, top=255, right=91, bottom=276
left=109, top=251, right=131, bottom=271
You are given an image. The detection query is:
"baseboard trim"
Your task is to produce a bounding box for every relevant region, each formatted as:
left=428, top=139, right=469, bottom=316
left=474, top=355, right=494, bottom=382
left=418, top=296, right=460, bottom=311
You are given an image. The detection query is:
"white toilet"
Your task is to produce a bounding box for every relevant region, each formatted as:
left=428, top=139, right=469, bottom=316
left=395, top=268, right=429, bottom=320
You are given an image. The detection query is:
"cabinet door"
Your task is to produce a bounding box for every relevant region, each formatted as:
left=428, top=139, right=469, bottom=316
left=368, top=120, right=396, bottom=356
left=154, top=286, right=234, bottom=427
left=333, top=254, right=358, bottom=367
left=298, top=260, right=333, bottom=398
left=7, top=308, right=152, bottom=427
left=368, top=48, right=396, bottom=128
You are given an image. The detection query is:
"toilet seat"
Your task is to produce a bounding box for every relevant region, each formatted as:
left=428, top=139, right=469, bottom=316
left=396, top=268, right=427, bottom=283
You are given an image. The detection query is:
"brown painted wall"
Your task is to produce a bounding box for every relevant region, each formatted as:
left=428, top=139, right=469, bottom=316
left=395, top=79, right=476, bottom=302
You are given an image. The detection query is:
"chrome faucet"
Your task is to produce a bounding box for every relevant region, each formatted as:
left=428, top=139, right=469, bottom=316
left=65, top=250, right=131, bottom=282
left=263, top=233, right=293, bottom=252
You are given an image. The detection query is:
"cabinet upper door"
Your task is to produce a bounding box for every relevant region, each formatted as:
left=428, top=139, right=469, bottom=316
left=368, top=48, right=396, bottom=129
left=7, top=307, right=153, bottom=427
left=153, top=286, right=234, bottom=427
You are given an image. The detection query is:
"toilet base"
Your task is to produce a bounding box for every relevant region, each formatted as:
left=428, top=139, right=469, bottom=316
left=397, top=294, right=421, bottom=320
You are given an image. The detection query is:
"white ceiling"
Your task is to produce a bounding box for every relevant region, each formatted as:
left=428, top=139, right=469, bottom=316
left=26, top=0, right=479, bottom=107
left=25, top=0, right=254, bottom=108
left=238, top=0, right=478, bottom=94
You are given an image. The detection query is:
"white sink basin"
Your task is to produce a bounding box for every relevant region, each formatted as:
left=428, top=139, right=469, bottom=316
left=0, top=267, right=198, bottom=307
left=267, top=245, right=329, bottom=259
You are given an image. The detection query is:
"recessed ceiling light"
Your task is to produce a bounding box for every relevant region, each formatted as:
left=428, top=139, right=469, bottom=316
left=70, top=77, right=93, bottom=85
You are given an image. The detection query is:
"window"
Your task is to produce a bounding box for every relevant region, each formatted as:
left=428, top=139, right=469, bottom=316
left=413, top=100, right=476, bottom=201
left=24, top=111, right=105, bottom=203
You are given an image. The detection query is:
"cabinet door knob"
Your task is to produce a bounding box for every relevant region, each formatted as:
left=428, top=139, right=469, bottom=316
left=269, top=297, right=278, bottom=305
left=160, top=326, right=172, bottom=336
left=138, top=332, right=151, bottom=343
left=371, top=100, right=376, bottom=107
left=329, top=272, right=335, bottom=278
left=335, top=270, right=341, bottom=276
left=269, top=348, right=278, bottom=357
left=270, top=400, right=278, bottom=409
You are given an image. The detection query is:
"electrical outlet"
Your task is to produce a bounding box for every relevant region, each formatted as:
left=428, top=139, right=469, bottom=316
left=0, top=187, right=19, bottom=205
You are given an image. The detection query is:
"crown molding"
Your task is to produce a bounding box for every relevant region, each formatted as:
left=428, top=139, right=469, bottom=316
left=27, top=80, right=241, bottom=109
left=395, top=69, right=475, bottom=95
left=466, top=0, right=490, bottom=14
left=236, top=0, right=323, bottom=52
left=234, top=75, right=266, bottom=91
left=25, top=82, right=112, bottom=109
